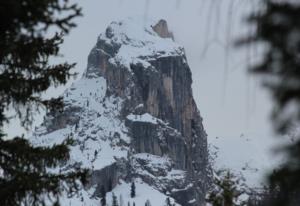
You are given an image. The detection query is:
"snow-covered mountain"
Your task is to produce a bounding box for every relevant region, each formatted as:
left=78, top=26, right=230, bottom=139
left=30, top=18, right=210, bottom=206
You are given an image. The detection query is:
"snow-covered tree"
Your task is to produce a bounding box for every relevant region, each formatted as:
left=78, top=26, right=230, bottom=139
left=206, top=170, right=247, bottom=206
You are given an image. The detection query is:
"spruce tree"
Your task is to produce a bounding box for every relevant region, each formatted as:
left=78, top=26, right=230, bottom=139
left=206, top=170, right=246, bottom=206
left=108, top=178, right=113, bottom=191
left=241, top=0, right=300, bottom=205
left=100, top=186, right=106, bottom=206
left=0, top=1, right=87, bottom=205
left=130, top=181, right=136, bottom=198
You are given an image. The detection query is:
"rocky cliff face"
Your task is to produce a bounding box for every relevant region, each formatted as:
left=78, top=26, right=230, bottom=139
left=31, top=18, right=210, bottom=206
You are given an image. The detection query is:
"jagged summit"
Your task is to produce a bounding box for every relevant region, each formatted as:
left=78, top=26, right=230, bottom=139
left=152, top=19, right=175, bottom=40
left=85, top=18, right=184, bottom=77
left=100, top=18, right=175, bottom=45
left=31, top=18, right=210, bottom=206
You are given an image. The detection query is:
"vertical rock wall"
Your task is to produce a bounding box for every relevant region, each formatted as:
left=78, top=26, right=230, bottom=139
left=86, top=19, right=210, bottom=205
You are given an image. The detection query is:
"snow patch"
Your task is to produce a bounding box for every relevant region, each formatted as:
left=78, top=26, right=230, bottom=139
left=126, top=113, right=160, bottom=124
left=106, top=179, right=180, bottom=206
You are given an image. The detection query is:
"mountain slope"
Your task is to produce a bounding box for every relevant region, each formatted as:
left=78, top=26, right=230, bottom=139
left=31, top=18, right=210, bottom=206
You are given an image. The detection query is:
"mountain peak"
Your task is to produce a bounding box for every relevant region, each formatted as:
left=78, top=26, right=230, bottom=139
left=31, top=18, right=210, bottom=206
left=102, top=18, right=174, bottom=43
left=86, top=18, right=184, bottom=78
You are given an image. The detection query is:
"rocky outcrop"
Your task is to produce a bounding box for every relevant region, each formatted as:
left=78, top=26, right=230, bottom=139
left=91, top=159, right=128, bottom=195
left=126, top=120, right=188, bottom=169
left=87, top=18, right=209, bottom=205
left=31, top=18, right=210, bottom=206
left=152, top=19, right=174, bottom=40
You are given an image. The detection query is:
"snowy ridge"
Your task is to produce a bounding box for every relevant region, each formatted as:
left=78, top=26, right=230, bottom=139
left=32, top=76, right=129, bottom=171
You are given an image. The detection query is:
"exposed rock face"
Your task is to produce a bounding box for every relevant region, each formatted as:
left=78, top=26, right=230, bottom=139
left=31, top=18, right=210, bottom=206
left=152, top=19, right=175, bottom=40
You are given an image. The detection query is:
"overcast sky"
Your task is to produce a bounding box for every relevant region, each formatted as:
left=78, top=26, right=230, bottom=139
left=5, top=0, right=285, bottom=186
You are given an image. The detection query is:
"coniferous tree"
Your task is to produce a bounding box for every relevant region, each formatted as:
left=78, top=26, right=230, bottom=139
left=241, top=0, right=300, bottom=205
left=108, top=178, right=113, bottom=191
left=0, top=1, right=87, bottom=206
left=206, top=170, right=247, bottom=206
left=100, top=186, right=106, bottom=206
left=130, top=181, right=136, bottom=198
left=75, top=122, right=79, bottom=131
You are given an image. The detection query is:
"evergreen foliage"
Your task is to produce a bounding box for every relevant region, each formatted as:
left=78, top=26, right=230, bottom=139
left=0, top=0, right=88, bottom=205
left=108, top=178, right=113, bottom=191
left=0, top=0, right=81, bottom=127
left=241, top=0, right=300, bottom=205
left=130, top=182, right=136, bottom=198
left=100, top=186, right=106, bottom=206
left=206, top=170, right=246, bottom=206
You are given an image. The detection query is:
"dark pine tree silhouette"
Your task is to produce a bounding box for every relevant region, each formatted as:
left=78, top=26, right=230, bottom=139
left=241, top=0, right=300, bottom=205
left=0, top=1, right=88, bottom=206
left=100, top=185, right=106, bottom=206
left=108, top=178, right=113, bottom=191
left=130, top=181, right=136, bottom=198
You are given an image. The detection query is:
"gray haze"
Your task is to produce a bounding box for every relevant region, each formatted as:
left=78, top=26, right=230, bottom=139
left=5, top=0, right=285, bottom=186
